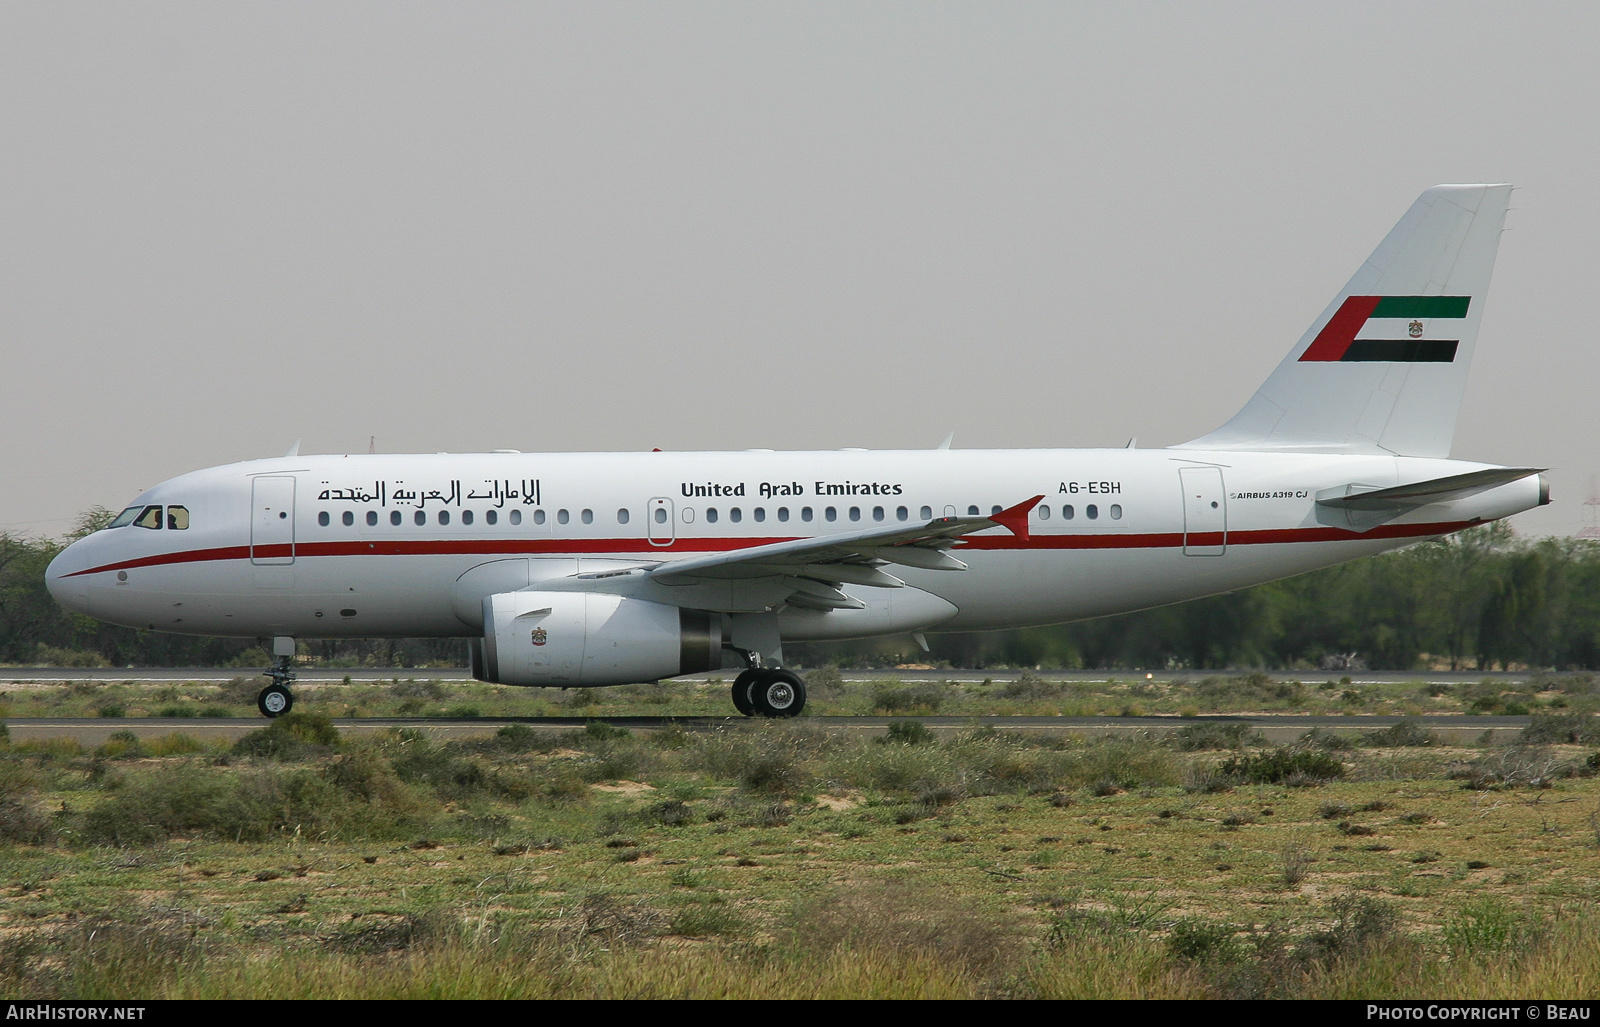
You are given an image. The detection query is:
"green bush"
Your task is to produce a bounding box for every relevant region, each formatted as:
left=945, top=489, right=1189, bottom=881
left=1361, top=719, right=1440, bottom=748
left=1217, top=746, right=1344, bottom=785
left=877, top=720, right=935, bottom=746
left=1174, top=721, right=1260, bottom=751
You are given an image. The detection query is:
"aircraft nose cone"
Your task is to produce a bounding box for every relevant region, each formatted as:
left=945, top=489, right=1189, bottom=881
left=45, top=544, right=90, bottom=612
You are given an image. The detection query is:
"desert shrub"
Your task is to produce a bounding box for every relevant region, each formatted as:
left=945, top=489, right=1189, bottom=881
left=870, top=681, right=947, bottom=713
left=1302, top=895, right=1401, bottom=959
left=878, top=720, right=934, bottom=746
left=81, top=760, right=432, bottom=846
left=786, top=880, right=1026, bottom=978
left=0, top=792, right=54, bottom=844
left=1167, top=919, right=1246, bottom=965
left=1193, top=673, right=1304, bottom=706
left=669, top=900, right=750, bottom=938
left=638, top=800, right=695, bottom=827
left=1531, top=672, right=1597, bottom=696
left=216, top=677, right=268, bottom=706
left=233, top=712, right=341, bottom=761
left=1003, top=672, right=1064, bottom=700
left=33, top=644, right=110, bottom=668
left=1442, top=898, right=1544, bottom=959
left=1174, top=721, right=1260, bottom=751
left=831, top=741, right=961, bottom=795
left=689, top=724, right=832, bottom=794
left=1447, top=745, right=1582, bottom=789
left=1299, top=728, right=1357, bottom=751
left=804, top=666, right=846, bottom=699
left=1521, top=713, right=1600, bottom=745
left=1361, top=719, right=1440, bottom=748
left=96, top=730, right=146, bottom=760
left=390, top=679, right=450, bottom=702
left=1217, top=746, right=1344, bottom=786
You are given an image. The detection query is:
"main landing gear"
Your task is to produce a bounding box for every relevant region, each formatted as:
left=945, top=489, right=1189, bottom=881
left=257, top=636, right=297, bottom=719
left=731, top=666, right=807, bottom=718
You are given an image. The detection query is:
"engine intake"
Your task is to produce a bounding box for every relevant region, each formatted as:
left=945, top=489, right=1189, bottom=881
left=472, top=591, right=721, bottom=687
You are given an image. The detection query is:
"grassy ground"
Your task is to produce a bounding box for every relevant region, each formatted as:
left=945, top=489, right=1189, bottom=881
left=1, top=668, right=1595, bottom=720
left=2, top=703, right=1598, bottom=998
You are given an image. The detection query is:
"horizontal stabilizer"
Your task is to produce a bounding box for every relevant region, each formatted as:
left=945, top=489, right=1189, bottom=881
left=1315, top=467, right=1545, bottom=511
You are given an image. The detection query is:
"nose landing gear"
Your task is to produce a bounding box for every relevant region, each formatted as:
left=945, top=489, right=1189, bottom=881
left=256, top=636, right=297, bottom=719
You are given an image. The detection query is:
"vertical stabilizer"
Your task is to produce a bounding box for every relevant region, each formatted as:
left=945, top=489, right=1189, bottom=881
left=1178, top=184, right=1511, bottom=457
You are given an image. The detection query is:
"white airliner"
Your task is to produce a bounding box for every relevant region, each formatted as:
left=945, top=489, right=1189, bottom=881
left=46, top=185, right=1547, bottom=719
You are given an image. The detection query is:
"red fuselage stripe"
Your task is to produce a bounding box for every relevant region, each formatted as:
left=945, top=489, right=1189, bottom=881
left=64, top=520, right=1475, bottom=578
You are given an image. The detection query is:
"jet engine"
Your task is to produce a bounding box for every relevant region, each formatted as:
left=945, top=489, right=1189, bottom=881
left=471, top=591, right=721, bottom=687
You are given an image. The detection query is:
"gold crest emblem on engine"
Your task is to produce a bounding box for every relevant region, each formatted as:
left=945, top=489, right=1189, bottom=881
left=531, top=627, right=548, bottom=647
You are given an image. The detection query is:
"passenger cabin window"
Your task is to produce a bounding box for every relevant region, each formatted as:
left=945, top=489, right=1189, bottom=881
left=919, top=506, right=932, bottom=520
left=486, top=510, right=498, bottom=525
left=895, top=506, right=907, bottom=521
left=438, top=511, right=450, bottom=525
left=581, top=509, right=593, bottom=524
left=166, top=506, right=189, bottom=530
left=1110, top=504, right=1123, bottom=519
left=510, top=510, right=522, bottom=525
left=414, top=511, right=426, bottom=526
left=1062, top=505, right=1075, bottom=520
left=967, top=505, right=979, bottom=516
left=706, top=508, right=719, bottom=523
left=318, top=512, right=330, bottom=527
left=801, top=507, right=813, bottom=522
left=730, top=507, right=742, bottom=523
left=557, top=509, right=570, bottom=525
left=778, top=507, right=789, bottom=522
left=533, top=509, right=545, bottom=525
left=754, top=507, right=765, bottom=522
left=133, top=505, right=163, bottom=530
left=342, top=511, right=354, bottom=527
left=1039, top=505, right=1050, bottom=520
left=1086, top=504, right=1099, bottom=520
left=367, top=511, right=378, bottom=526
left=391, top=511, right=402, bottom=526
left=462, top=510, right=474, bottom=525
left=618, top=508, right=630, bottom=524
left=825, top=507, right=837, bottom=522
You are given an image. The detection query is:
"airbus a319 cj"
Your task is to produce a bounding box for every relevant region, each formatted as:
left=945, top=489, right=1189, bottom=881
left=47, top=185, right=1547, bottom=719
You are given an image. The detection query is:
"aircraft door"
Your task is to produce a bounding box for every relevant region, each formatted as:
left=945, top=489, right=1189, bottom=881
left=252, top=476, right=297, bottom=565
left=1180, top=466, right=1227, bottom=556
left=647, top=497, right=674, bottom=546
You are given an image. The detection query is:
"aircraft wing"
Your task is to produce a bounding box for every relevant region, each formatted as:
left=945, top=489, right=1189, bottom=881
left=646, top=495, right=1044, bottom=609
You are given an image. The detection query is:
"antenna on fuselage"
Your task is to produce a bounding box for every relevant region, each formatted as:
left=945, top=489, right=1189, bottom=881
left=369, top=436, right=376, bottom=454
left=936, top=432, right=954, bottom=450
left=284, top=439, right=301, bottom=458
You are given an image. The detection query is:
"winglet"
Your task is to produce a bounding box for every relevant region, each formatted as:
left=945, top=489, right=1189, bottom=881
left=990, top=495, right=1044, bottom=539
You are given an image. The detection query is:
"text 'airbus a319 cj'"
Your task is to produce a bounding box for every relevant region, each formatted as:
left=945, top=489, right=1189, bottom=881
left=48, top=185, right=1547, bottom=718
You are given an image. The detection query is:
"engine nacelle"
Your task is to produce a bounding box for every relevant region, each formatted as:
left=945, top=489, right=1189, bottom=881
left=472, top=591, right=722, bottom=687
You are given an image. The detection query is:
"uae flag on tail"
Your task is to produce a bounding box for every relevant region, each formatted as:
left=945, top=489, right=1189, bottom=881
left=1299, top=295, right=1470, bottom=362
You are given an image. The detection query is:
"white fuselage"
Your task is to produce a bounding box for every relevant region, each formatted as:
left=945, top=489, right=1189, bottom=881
left=45, top=448, right=1543, bottom=643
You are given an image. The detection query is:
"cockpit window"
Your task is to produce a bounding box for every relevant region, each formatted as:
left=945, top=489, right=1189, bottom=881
left=108, top=506, right=142, bottom=529
left=166, top=506, right=190, bottom=530
left=133, top=505, right=163, bottom=530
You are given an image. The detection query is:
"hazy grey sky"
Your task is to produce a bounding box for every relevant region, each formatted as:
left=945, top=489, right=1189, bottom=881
left=4, top=2, right=1597, bottom=538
